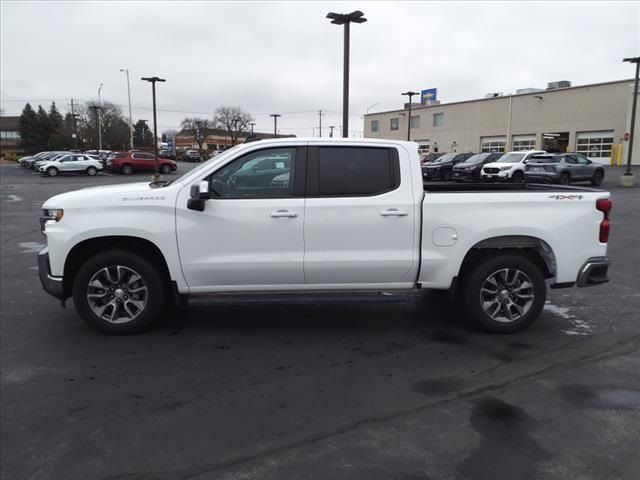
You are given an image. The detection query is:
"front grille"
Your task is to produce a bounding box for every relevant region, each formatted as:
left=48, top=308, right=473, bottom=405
left=484, top=168, right=500, bottom=174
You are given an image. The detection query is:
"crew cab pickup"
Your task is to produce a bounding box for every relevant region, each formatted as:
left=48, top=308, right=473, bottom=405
left=38, top=139, right=612, bottom=334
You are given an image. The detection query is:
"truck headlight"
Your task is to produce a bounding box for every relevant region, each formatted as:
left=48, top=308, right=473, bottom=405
left=500, top=166, right=512, bottom=171
left=40, top=208, right=64, bottom=234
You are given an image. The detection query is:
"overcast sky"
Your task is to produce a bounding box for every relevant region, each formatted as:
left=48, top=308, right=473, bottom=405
left=1, top=1, right=639, bottom=137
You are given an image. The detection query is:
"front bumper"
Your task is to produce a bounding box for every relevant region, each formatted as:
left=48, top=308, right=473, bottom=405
left=576, top=256, right=610, bottom=287
left=452, top=169, right=475, bottom=181
left=37, top=247, right=65, bottom=300
left=423, top=169, right=441, bottom=179
left=482, top=170, right=511, bottom=181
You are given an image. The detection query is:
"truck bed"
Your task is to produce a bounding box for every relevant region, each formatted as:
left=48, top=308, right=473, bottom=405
left=423, top=182, right=603, bottom=193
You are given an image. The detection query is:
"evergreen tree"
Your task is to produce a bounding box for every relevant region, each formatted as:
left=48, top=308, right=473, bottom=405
left=17, top=103, right=39, bottom=152
left=49, top=102, right=64, bottom=132
left=134, top=119, right=152, bottom=147
left=35, top=105, right=51, bottom=150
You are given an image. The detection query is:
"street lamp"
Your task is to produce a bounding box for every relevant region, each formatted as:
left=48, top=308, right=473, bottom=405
left=623, top=57, right=639, bottom=179
left=401, top=91, right=418, bottom=141
left=270, top=114, right=281, bottom=137
left=326, top=10, right=367, bottom=138
left=120, top=69, right=134, bottom=150
left=141, top=76, right=166, bottom=180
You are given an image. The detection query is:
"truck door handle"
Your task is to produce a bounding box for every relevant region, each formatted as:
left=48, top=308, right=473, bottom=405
left=380, top=209, right=408, bottom=217
left=270, top=209, right=298, bottom=218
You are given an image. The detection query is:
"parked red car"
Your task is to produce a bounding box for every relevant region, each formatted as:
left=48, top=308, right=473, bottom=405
left=107, top=151, right=177, bottom=175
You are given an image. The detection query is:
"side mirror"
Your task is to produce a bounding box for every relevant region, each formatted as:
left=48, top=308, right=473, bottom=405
left=190, top=181, right=212, bottom=200
left=187, top=181, right=211, bottom=212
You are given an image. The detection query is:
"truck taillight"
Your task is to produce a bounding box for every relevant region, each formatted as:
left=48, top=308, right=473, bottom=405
left=596, top=198, right=612, bottom=243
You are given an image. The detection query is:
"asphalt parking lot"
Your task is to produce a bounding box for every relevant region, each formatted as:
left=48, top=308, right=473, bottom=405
left=1, top=163, right=639, bottom=480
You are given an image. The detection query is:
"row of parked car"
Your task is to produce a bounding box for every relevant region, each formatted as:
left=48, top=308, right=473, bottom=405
left=420, top=150, right=605, bottom=186
left=17, top=150, right=178, bottom=177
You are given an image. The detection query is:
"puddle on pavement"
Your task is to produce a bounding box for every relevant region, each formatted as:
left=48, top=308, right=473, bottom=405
left=560, top=385, right=640, bottom=410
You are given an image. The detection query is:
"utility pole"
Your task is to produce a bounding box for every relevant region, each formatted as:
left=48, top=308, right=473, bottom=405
left=250, top=122, right=255, bottom=135
left=329, top=125, right=335, bottom=137
left=141, top=76, right=166, bottom=180
left=401, top=91, right=418, bottom=141
left=326, top=10, right=367, bottom=138
left=270, top=114, right=281, bottom=137
left=318, top=110, right=324, bottom=137
left=97, top=83, right=103, bottom=150
left=120, top=69, right=134, bottom=150
left=623, top=57, right=639, bottom=178
left=70, top=99, right=79, bottom=150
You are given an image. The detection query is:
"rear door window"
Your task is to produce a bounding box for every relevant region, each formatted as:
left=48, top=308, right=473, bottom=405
left=314, top=147, right=398, bottom=196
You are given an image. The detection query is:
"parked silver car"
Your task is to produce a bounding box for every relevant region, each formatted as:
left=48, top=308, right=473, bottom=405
left=524, top=153, right=605, bottom=186
left=38, top=154, right=103, bottom=177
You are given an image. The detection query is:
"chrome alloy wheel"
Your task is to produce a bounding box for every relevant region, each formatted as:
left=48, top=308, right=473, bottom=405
left=86, top=266, right=148, bottom=324
left=480, top=268, right=534, bottom=323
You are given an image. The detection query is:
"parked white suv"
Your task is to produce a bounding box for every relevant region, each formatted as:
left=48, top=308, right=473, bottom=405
left=38, top=154, right=103, bottom=177
left=481, top=150, right=545, bottom=182
left=38, top=139, right=611, bottom=335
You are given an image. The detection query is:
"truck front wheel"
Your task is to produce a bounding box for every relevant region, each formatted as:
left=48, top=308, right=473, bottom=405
left=72, top=250, right=165, bottom=334
left=462, top=253, right=546, bottom=333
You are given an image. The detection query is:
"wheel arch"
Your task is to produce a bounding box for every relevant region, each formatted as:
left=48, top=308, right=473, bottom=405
left=63, top=236, right=172, bottom=299
left=458, top=235, right=557, bottom=282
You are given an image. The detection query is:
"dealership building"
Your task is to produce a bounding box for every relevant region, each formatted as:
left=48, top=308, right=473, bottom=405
left=363, top=79, right=639, bottom=165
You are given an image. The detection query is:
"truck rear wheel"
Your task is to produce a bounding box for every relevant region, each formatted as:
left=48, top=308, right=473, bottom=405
left=72, top=250, right=165, bottom=334
left=462, top=253, right=546, bottom=333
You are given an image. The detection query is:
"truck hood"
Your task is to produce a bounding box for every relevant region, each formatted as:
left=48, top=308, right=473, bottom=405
left=42, top=181, right=179, bottom=209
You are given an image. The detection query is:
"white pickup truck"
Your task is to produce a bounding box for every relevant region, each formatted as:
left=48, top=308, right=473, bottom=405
left=38, top=139, right=612, bottom=335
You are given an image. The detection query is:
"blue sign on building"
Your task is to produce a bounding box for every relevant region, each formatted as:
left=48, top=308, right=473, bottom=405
left=421, top=88, right=437, bottom=103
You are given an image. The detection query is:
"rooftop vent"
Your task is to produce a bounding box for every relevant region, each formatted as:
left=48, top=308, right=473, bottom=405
left=547, top=80, right=571, bottom=90
left=516, top=87, right=544, bottom=94
left=484, top=92, right=504, bottom=98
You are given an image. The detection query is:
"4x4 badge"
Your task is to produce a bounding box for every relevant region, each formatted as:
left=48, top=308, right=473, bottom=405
left=548, top=194, right=583, bottom=200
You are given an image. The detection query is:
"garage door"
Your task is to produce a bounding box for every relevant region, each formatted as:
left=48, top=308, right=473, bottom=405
left=480, top=136, right=506, bottom=153
left=512, top=134, right=536, bottom=151
left=576, top=131, right=614, bottom=165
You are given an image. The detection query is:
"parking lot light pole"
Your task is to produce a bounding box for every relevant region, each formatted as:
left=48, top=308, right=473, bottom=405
left=141, top=76, right=166, bottom=180
left=326, top=10, right=367, bottom=138
left=270, top=114, right=281, bottom=136
left=401, top=91, right=418, bottom=141
left=120, top=69, right=134, bottom=150
left=623, top=57, right=640, bottom=178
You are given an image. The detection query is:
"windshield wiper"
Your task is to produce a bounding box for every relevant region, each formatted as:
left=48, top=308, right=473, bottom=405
left=149, top=180, right=174, bottom=188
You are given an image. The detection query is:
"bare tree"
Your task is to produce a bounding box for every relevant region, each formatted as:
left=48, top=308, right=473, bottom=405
left=214, top=106, right=253, bottom=146
left=180, top=117, right=215, bottom=152
left=76, top=101, right=129, bottom=150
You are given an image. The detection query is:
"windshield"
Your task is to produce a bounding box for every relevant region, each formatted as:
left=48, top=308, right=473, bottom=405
left=496, top=152, right=525, bottom=163
left=171, top=144, right=245, bottom=185
left=431, top=153, right=457, bottom=164
left=462, top=153, right=489, bottom=165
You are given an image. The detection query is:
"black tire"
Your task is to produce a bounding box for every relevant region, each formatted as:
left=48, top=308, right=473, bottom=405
left=72, top=250, right=166, bottom=334
left=86, top=166, right=98, bottom=176
left=122, top=164, right=133, bottom=175
left=160, top=164, right=171, bottom=174
left=511, top=171, right=524, bottom=183
left=461, top=253, right=546, bottom=334
left=559, top=173, right=570, bottom=185
left=591, top=170, right=604, bottom=186
left=46, top=167, right=58, bottom=177
left=442, top=169, right=452, bottom=181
